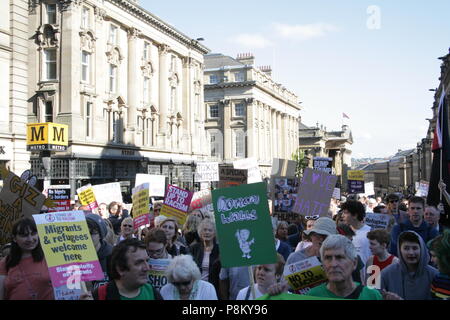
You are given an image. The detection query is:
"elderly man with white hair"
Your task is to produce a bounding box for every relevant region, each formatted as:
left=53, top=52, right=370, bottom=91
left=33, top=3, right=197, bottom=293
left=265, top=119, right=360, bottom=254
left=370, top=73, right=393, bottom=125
left=307, top=235, right=383, bottom=299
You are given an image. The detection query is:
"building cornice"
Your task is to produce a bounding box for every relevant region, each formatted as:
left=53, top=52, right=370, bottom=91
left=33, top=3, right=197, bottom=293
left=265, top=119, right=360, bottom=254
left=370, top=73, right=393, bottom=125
left=106, top=0, right=210, bottom=55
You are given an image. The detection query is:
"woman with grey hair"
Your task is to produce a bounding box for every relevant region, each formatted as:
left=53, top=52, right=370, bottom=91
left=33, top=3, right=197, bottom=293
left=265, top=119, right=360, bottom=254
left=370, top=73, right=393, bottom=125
left=307, top=234, right=383, bottom=299
left=160, top=254, right=218, bottom=300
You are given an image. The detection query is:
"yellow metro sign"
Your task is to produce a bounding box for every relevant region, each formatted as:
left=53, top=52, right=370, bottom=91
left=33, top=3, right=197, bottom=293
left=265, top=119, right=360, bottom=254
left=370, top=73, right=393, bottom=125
left=26, top=123, right=68, bottom=151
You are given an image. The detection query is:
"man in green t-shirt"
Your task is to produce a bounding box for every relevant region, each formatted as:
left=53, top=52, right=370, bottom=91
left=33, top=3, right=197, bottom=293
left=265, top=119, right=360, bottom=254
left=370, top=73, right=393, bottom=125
left=308, top=234, right=382, bottom=300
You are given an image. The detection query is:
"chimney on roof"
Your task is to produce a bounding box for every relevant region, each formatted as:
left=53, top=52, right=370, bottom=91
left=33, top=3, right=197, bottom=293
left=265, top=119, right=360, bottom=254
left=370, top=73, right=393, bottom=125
left=259, top=65, right=272, bottom=77
left=236, top=52, right=255, bottom=66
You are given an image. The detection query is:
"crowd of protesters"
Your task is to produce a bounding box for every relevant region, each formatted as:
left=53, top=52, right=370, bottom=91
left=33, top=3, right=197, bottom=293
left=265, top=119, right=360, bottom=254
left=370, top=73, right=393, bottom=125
left=0, top=188, right=449, bottom=300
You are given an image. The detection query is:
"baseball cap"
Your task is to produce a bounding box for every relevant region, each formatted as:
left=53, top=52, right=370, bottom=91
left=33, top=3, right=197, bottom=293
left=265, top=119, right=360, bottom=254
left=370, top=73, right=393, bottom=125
left=304, top=217, right=337, bottom=237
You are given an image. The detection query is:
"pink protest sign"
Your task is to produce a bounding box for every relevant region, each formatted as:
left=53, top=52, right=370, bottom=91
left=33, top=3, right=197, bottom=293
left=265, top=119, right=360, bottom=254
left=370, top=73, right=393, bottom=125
left=160, top=185, right=193, bottom=226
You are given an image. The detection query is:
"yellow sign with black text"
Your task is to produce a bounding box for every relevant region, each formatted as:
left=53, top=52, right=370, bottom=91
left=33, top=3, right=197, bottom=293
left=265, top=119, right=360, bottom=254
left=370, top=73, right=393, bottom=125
left=26, top=123, right=68, bottom=151
left=347, top=170, right=365, bottom=181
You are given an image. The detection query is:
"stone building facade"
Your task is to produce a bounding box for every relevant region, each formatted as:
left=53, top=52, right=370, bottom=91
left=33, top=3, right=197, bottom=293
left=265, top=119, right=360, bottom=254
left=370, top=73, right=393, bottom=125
left=27, top=0, right=209, bottom=196
left=0, top=0, right=30, bottom=186
left=203, top=53, right=301, bottom=179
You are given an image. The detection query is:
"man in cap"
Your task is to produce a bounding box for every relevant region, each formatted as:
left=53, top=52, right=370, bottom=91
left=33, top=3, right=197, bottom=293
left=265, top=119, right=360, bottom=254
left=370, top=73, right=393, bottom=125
left=385, top=193, right=408, bottom=224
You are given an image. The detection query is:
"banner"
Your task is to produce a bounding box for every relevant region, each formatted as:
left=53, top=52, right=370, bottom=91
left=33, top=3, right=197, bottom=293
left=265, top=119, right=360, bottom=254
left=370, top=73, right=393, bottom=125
left=76, top=184, right=98, bottom=211
left=364, top=213, right=391, bottom=229
left=47, top=186, right=71, bottom=212
left=195, top=162, right=219, bottom=182
left=218, top=167, right=247, bottom=188
left=283, top=256, right=327, bottom=294
left=292, top=168, right=338, bottom=217
left=189, top=189, right=214, bottom=215
left=148, top=258, right=170, bottom=291
left=135, top=174, right=166, bottom=197
left=92, top=182, right=123, bottom=206
left=132, top=183, right=150, bottom=228
left=313, top=157, right=333, bottom=174
left=33, top=211, right=104, bottom=287
left=0, top=171, right=46, bottom=245
left=212, top=182, right=277, bottom=268
left=160, top=185, right=193, bottom=226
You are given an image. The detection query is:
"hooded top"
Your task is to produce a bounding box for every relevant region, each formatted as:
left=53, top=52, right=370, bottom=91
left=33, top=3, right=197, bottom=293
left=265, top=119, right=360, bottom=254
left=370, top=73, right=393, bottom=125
left=381, top=230, right=438, bottom=300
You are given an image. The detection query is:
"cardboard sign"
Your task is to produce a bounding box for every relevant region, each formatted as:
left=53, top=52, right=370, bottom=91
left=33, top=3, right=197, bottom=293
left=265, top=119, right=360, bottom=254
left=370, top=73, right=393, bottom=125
left=33, top=211, right=104, bottom=287
left=135, top=174, right=166, bottom=197
left=247, top=166, right=262, bottom=184
left=0, top=171, right=46, bottom=245
left=364, top=213, right=391, bottom=230
left=219, top=167, right=248, bottom=188
left=195, top=162, right=219, bottom=182
left=160, top=185, right=193, bottom=226
left=415, top=180, right=429, bottom=197
left=313, top=157, right=333, bottom=174
left=271, top=158, right=297, bottom=177
left=189, top=189, right=214, bottom=215
left=283, top=256, right=327, bottom=294
left=76, top=185, right=98, bottom=211
left=47, top=186, right=71, bottom=212
left=212, top=182, right=277, bottom=268
left=292, top=168, right=338, bottom=217
left=92, top=182, right=123, bottom=206
left=148, top=258, right=170, bottom=291
left=132, top=183, right=150, bottom=228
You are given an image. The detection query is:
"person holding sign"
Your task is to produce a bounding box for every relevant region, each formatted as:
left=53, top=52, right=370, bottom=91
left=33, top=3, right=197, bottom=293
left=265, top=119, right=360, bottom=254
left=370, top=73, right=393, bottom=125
left=157, top=217, right=189, bottom=256
left=236, top=253, right=285, bottom=300
left=0, top=218, right=54, bottom=300
left=307, top=235, right=382, bottom=300
left=160, top=254, right=218, bottom=300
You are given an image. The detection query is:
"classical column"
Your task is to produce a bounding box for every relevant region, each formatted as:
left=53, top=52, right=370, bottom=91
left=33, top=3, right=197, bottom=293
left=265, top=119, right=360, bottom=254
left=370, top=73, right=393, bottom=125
left=126, top=27, right=140, bottom=143
left=158, top=44, right=170, bottom=134
left=258, top=103, right=264, bottom=162
left=271, top=109, right=277, bottom=158
left=222, top=99, right=232, bottom=160
left=246, top=98, right=255, bottom=158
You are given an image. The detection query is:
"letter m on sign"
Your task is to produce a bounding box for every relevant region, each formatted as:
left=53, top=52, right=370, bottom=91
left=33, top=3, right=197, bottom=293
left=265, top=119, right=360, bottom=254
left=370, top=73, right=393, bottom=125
left=53, top=126, right=64, bottom=142
left=31, top=126, right=44, bottom=142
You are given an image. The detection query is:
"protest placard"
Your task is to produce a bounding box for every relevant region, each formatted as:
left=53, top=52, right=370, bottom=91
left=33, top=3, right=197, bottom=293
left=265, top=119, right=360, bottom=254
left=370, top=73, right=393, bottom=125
left=283, top=256, right=327, bottom=294
left=92, top=182, right=123, bottom=206
left=53, top=285, right=82, bottom=300
left=135, top=174, right=166, bottom=197
left=415, top=180, right=429, bottom=197
left=76, top=184, right=98, bottom=211
left=189, top=189, right=214, bottom=215
left=332, top=188, right=341, bottom=199
left=271, top=158, right=297, bottom=177
left=33, top=211, right=104, bottom=287
left=148, top=258, right=170, bottom=291
left=132, top=183, right=150, bottom=228
left=218, top=167, right=248, bottom=188
left=313, top=157, right=333, bottom=174
left=347, top=170, right=365, bottom=194
left=233, top=157, right=262, bottom=184
left=364, top=213, right=391, bottom=230
left=47, top=186, right=71, bottom=212
left=364, top=182, right=375, bottom=196
left=160, top=185, right=193, bottom=226
left=212, top=182, right=277, bottom=268
left=0, top=169, right=47, bottom=245
left=271, top=177, right=299, bottom=221
left=195, top=162, right=219, bottom=182
left=291, top=168, right=338, bottom=217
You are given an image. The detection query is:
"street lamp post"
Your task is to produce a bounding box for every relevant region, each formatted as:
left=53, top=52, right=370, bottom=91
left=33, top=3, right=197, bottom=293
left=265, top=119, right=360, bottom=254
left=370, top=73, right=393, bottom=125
left=168, top=160, right=174, bottom=185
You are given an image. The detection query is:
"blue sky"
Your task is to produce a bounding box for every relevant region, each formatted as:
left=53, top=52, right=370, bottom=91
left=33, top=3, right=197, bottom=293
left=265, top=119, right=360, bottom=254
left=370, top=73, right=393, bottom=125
left=139, top=0, right=450, bottom=158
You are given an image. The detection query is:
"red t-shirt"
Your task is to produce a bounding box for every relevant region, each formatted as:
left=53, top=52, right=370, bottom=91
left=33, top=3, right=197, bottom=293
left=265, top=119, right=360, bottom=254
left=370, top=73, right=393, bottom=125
left=373, top=254, right=395, bottom=271
left=0, top=256, right=54, bottom=300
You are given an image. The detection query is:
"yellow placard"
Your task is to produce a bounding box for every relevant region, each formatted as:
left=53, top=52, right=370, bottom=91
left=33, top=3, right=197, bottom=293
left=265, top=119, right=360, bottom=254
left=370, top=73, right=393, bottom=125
left=78, top=187, right=96, bottom=206
left=132, top=187, right=149, bottom=218
left=26, top=122, right=68, bottom=151
left=284, top=265, right=328, bottom=291
left=160, top=205, right=187, bottom=226
left=347, top=170, right=365, bottom=181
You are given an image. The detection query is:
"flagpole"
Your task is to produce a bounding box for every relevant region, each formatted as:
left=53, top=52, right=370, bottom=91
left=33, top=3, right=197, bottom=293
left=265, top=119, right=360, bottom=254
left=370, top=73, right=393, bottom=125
left=440, top=86, right=446, bottom=202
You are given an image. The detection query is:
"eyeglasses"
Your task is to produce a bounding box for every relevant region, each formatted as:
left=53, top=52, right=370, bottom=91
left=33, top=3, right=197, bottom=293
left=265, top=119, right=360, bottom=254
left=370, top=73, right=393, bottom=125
left=123, top=224, right=133, bottom=228
left=173, top=280, right=192, bottom=287
left=305, top=215, right=319, bottom=220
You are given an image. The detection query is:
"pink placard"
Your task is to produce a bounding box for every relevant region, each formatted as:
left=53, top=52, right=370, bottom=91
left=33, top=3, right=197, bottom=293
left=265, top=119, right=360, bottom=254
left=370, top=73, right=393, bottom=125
left=48, top=260, right=104, bottom=287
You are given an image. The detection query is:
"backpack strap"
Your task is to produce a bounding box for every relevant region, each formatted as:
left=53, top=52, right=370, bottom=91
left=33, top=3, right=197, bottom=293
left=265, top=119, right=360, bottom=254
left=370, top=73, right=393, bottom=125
left=245, top=286, right=251, bottom=300
left=344, top=284, right=364, bottom=300
left=98, top=283, right=108, bottom=300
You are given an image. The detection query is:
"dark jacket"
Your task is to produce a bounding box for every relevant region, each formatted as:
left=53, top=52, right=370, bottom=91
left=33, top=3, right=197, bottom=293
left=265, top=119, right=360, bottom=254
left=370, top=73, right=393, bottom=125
left=92, top=280, right=163, bottom=300
left=189, top=241, right=220, bottom=290
left=390, top=220, right=439, bottom=256
left=108, top=211, right=129, bottom=235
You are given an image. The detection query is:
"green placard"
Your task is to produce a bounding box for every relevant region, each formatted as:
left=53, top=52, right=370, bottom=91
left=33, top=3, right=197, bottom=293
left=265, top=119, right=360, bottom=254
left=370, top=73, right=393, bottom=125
left=212, top=182, right=277, bottom=268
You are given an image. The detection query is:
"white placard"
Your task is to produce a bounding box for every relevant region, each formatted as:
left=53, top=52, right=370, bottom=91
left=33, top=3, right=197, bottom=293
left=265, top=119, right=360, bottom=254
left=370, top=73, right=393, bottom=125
left=135, top=174, right=166, bottom=197
left=415, top=181, right=429, bottom=197
left=364, top=213, right=391, bottom=229
left=92, top=182, right=123, bottom=206
left=332, top=188, right=341, bottom=199
left=364, top=182, right=375, bottom=196
left=233, top=157, right=258, bottom=170
left=195, top=162, right=219, bottom=182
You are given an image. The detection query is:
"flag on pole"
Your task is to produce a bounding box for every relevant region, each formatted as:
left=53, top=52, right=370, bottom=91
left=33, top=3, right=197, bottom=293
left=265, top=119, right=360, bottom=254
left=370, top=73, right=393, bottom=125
left=343, top=113, right=350, bottom=119
left=427, top=87, right=450, bottom=226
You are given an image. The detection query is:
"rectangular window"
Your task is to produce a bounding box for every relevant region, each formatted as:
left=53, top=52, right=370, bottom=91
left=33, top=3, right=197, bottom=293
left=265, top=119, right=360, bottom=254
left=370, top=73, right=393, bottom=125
left=86, top=102, right=92, bottom=137
left=209, top=104, right=219, bottom=118
left=109, top=24, right=117, bottom=44
left=81, top=51, right=90, bottom=83
left=143, top=77, right=149, bottom=103
left=46, top=4, right=57, bottom=24
left=235, top=103, right=245, bottom=117
left=81, top=7, right=89, bottom=29
left=234, top=72, right=244, bottom=82
left=112, top=111, right=120, bottom=143
left=209, top=74, right=219, bottom=84
left=109, top=64, right=117, bottom=93
left=45, top=101, right=53, bottom=122
left=223, top=76, right=228, bottom=82
left=44, top=49, right=57, bottom=80
left=210, top=134, right=218, bottom=157
left=235, top=131, right=245, bottom=158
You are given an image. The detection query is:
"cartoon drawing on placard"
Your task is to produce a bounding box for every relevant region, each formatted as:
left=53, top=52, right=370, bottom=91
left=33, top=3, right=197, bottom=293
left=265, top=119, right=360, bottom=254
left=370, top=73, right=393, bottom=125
left=235, top=229, right=255, bottom=259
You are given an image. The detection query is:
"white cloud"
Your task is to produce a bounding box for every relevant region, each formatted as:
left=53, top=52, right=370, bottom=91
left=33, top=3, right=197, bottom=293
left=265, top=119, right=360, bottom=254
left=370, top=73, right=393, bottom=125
left=273, top=22, right=338, bottom=41
left=228, top=33, right=274, bottom=48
